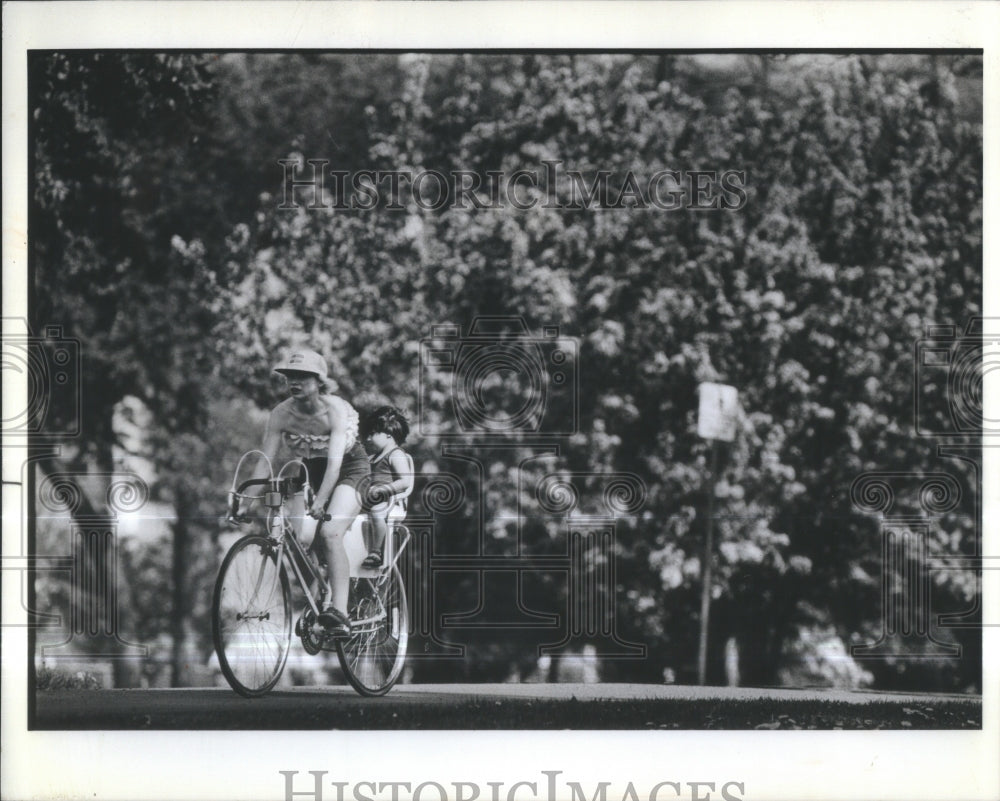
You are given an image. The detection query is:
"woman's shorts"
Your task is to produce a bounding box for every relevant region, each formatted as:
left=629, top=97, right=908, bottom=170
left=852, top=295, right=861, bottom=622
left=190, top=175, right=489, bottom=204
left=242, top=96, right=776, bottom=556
left=335, top=441, right=371, bottom=491
left=297, top=442, right=371, bottom=495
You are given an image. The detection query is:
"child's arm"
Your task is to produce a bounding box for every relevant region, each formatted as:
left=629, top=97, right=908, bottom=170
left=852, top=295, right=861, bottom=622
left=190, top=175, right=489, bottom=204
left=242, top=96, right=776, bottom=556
left=386, top=449, right=414, bottom=496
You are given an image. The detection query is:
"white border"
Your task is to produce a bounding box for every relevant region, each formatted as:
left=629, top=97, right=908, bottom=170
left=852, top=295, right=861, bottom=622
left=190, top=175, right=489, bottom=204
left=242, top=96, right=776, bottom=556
left=3, top=3, right=998, bottom=801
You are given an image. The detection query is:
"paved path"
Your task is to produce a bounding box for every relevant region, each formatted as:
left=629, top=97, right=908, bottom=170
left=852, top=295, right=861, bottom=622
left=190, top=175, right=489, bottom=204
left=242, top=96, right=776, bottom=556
left=33, top=683, right=981, bottom=730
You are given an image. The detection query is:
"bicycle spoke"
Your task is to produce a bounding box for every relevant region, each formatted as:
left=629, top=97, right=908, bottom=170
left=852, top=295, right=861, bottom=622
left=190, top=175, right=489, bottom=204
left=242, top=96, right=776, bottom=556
left=336, top=566, right=408, bottom=695
left=213, top=536, right=291, bottom=697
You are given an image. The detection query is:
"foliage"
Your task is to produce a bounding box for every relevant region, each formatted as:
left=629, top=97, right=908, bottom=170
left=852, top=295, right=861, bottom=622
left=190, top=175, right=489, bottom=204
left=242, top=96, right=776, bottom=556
left=31, top=52, right=219, bottom=455
left=218, top=54, right=981, bottom=688
left=31, top=51, right=232, bottom=685
left=36, top=668, right=103, bottom=691
left=32, top=53, right=982, bottom=690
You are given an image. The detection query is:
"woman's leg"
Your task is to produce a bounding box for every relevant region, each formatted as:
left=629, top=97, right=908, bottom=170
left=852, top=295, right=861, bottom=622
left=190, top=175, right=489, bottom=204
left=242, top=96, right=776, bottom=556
left=285, top=491, right=306, bottom=538
left=285, top=491, right=326, bottom=600
left=319, top=482, right=362, bottom=614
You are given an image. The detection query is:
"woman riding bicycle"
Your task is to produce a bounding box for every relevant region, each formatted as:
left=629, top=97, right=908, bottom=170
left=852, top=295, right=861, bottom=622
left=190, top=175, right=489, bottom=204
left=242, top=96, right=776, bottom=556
left=254, top=348, right=370, bottom=638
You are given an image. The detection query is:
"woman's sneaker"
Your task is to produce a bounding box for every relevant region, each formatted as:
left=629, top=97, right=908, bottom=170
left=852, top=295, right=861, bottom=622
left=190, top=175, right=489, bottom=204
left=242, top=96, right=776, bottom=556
left=317, top=606, right=351, bottom=638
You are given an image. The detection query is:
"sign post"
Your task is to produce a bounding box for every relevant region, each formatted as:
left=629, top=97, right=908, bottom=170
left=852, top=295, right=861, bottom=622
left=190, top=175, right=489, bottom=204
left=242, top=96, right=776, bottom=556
left=696, top=382, right=738, bottom=685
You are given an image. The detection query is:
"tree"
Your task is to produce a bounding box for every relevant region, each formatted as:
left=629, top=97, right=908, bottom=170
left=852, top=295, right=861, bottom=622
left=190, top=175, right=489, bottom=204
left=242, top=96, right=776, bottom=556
left=31, top=52, right=222, bottom=685
left=33, top=52, right=981, bottom=690
left=217, top=53, right=981, bottom=688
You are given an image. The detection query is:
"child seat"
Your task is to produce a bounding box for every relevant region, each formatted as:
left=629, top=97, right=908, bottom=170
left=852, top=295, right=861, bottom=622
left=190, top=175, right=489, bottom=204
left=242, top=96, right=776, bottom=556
left=346, top=451, right=414, bottom=578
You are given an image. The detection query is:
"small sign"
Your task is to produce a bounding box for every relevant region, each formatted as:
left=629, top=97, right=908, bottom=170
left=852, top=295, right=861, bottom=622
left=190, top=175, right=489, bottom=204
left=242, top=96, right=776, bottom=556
left=697, top=382, right=738, bottom=442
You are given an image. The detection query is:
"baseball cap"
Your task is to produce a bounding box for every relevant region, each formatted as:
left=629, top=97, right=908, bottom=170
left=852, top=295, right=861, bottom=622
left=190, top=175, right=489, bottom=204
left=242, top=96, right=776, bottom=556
left=273, top=349, right=329, bottom=380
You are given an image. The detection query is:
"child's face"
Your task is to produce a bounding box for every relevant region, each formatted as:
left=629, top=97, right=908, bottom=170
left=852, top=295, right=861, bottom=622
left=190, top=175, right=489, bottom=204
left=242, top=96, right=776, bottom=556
left=365, top=431, right=394, bottom=452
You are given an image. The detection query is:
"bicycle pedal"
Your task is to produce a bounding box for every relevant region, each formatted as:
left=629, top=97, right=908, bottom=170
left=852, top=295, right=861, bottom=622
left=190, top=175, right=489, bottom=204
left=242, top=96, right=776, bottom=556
left=319, top=628, right=349, bottom=645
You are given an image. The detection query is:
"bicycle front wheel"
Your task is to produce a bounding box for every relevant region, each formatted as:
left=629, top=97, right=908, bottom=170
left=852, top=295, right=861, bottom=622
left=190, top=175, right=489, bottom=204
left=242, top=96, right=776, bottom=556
left=212, top=534, right=291, bottom=697
left=337, top=564, right=409, bottom=696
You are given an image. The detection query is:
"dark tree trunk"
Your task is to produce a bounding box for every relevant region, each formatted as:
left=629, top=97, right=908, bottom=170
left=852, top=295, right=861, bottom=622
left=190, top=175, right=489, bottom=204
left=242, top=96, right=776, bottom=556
left=170, top=484, right=192, bottom=687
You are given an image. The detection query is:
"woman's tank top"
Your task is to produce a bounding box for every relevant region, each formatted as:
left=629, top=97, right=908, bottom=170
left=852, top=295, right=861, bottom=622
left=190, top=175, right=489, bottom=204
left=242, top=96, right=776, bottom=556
left=279, top=395, right=359, bottom=459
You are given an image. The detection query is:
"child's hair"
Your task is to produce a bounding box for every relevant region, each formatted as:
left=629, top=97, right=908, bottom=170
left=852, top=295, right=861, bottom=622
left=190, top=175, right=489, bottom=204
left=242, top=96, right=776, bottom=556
left=360, top=406, right=410, bottom=444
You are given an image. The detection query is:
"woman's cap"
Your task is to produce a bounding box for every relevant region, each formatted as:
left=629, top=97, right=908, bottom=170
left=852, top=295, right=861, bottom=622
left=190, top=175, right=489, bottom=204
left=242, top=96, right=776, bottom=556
left=273, top=349, right=329, bottom=380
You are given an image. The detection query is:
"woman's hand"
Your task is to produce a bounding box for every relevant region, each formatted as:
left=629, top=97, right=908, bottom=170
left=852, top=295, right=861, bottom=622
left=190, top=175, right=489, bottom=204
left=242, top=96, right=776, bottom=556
left=308, top=495, right=330, bottom=519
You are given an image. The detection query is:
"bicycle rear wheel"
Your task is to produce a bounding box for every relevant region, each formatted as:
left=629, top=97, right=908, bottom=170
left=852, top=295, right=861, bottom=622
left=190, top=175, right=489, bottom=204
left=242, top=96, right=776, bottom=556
left=213, top=534, right=291, bottom=697
left=336, top=564, right=408, bottom=696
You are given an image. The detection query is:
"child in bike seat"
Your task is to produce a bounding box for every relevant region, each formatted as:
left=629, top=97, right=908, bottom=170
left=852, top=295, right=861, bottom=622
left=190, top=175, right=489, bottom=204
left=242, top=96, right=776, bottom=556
left=359, top=406, right=414, bottom=569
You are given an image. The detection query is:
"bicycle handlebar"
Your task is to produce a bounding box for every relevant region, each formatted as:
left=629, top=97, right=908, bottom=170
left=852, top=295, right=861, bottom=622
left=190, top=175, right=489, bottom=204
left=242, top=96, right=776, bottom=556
left=228, top=476, right=332, bottom=524
left=234, top=477, right=274, bottom=495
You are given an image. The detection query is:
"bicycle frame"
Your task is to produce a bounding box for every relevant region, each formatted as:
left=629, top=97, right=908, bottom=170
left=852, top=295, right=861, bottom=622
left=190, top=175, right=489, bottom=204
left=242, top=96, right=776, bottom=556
left=278, top=519, right=327, bottom=617
left=229, top=459, right=410, bottom=618
left=217, top=454, right=412, bottom=696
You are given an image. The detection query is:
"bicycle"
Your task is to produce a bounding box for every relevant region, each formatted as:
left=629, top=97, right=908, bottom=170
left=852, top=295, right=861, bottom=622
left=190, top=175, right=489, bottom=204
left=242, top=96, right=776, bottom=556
left=212, top=451, right=411, bottom=698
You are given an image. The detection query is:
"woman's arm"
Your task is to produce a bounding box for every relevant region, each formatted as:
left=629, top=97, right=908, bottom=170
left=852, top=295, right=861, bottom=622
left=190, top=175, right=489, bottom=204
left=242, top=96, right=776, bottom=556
left=309, top=398, right=347, bottom=517
left=235, top=408, right=283, bottom=516
left=254, top=408, right=284, bottom=479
